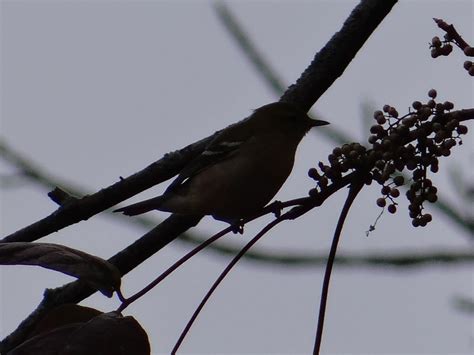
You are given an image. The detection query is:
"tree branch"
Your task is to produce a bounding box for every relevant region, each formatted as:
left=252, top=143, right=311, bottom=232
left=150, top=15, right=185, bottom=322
left=1, top=1, right=402, bottom=351
left=215, top=3, right=474, bottom=238
left=280, top=0, right=398, bottom=110
left=0, top=137, right=210, bottom=243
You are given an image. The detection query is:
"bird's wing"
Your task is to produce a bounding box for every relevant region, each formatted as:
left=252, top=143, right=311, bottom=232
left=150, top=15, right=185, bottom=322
left=164, top=118, right=254, bottom=194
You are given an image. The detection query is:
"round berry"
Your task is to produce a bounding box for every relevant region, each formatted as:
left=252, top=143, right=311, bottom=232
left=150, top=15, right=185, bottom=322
left=406, top=160, right=417, bottom=171
left=393, top=176, right=404, bottom=186
left=464, top=46, right=474, bottom=56
left=390, top=188, right=400, bottom=198
left=418, top=217, right=428, bottom=227
left=412, top=101, right=422, bottom=110
left=388, top=107, right=399, bottom=118
left=308, top=168, right=319, bottom=180
left=401, top=116, right=415, bottom=127
left=435, top=103, right=445, bottom=112
left=373, top=110, right=384, bottom=119
left=370, top=124, right=383, bottom=134
left=457, top=125, right=468, bottom=135
left=431, top=36, right=442, bottom=47
left=376, top=198, right=386, bottom=208
left=368, top=135, right=378, bottom=144
left=428, top=89, right=437, bottom=99
left=443, top=43, right=453, bottom=55
left=426, top=193, right=438, bottom=203
left=443, top=101, right=454, bottom=110
left=413, top=168, right=424, bottom=180
left=387, top=204, right=397, bottom=214
left=427, top=186, right=438, bottom=194
left=441, top=148, right=451, bottom=157
left=333, top=147, right=342, bottom=156
left=381, top=185, right=391, bottom=195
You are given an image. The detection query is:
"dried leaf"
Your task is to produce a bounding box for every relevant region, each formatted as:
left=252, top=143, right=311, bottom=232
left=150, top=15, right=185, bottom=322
left=9, top=312, right=150, bottom=355
left=27, top=304, right=102, bottom=339
left=9, top=323, right=82, bottom=355
left=0, top=242, right=121, bottom=297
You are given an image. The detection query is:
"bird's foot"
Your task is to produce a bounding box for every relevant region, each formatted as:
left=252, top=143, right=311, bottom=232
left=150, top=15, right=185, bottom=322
left=270, top=200, right=283, bottom=218
left=230, top=219, right=245, bottom=235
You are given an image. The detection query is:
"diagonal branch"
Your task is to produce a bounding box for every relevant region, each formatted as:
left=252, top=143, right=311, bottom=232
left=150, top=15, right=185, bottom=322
left=215, top=2, right=474, bottom=238
left=1, top=137, right=210, bottom=243
left=2, top=0, right=397, bottom=245
left=280, top=0, right=398, bottom=110
left=214, top=2, right=351, bottom=146
left=1, top=1, right=400, bottom=351
left=4, top=138, right=472, bottom=267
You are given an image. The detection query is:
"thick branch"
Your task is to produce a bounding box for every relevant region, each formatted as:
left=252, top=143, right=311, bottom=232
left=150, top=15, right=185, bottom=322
left=1, top=1, right=401, bottom=350
left=2, top=0, right=397, bottom=244
left=215, top=3, right=473, bottom=237
left=281, top=0, right=398, bottom=110
left=214, top=2, right=352, bottom=146
left=1, top=137, right=210, bottom=243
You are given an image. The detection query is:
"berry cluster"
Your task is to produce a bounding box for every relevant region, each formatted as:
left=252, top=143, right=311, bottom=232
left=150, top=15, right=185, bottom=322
left=308, top=142, right=367, bottom=191
left=463, top=60, right=474, bottom=76
left=430, top=36, right=453, bottom=58
left=429, top=31, right=474, bottom=76
left=308, top=89, right=469, bottom=227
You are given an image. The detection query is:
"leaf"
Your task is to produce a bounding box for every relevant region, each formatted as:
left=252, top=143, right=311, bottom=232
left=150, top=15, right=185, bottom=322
left=9, top=323, right=82, bottom=355
left=9, top=312, right=150, bottom=355
left=0, top=242, right=121, bottom=297
left=27, top=304, right=102, bottom=340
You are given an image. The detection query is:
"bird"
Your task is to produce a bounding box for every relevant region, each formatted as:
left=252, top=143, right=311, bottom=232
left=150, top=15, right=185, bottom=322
left=114, top=102, right=329, bottom=224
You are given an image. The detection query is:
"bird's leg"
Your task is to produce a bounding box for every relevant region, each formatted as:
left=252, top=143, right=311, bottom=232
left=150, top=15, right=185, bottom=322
left=230, top=219, right=245, bottom=234
left=269, top=200, right=283, bottom=218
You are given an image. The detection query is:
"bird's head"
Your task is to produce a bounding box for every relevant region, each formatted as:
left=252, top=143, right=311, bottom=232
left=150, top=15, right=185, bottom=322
left=253, top=102, right=329, bottom=138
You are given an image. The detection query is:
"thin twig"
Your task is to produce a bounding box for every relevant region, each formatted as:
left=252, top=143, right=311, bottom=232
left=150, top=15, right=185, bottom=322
left=117, top=225, right=233, bottom=313
left=171, top=215, right=288, bottom=354
left=313, top=180, right=364, bottom=354
left=433, top=18, right=471, bottom=50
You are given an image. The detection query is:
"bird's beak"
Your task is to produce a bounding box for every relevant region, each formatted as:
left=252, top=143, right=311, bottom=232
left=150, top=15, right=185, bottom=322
left=307, top=117, right=330, bottom=127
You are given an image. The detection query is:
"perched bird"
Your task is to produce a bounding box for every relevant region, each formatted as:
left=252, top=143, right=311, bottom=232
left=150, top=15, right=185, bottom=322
left=114, top=102, right=329, bottom=224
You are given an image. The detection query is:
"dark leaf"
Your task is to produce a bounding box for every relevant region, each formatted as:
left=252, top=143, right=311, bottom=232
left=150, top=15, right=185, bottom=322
left=27, top=304, right=102, bottom=339
left=9, top=312, right=150, bottom=355
left=0, top=242, right=121, bottom=297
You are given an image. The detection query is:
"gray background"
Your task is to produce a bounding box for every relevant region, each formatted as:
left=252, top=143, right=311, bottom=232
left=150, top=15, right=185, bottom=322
left=1, top=0, right=473, bottom=353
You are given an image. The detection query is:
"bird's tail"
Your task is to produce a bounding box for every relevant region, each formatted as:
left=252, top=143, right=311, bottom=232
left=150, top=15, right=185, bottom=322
left=114, top=195, right=167, bottom=216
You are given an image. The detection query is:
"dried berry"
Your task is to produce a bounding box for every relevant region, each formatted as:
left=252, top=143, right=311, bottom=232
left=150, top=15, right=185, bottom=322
left=431, top=36, right=442, bottom=48
left=387, top=204, right=397, bottom=214
left=376, top=198, right=386, bottom=208
left=412, top=101, right=422, bottom=110
left=389, top=188, right=400, bottom=198
left=464, top=46, right=474, bottom=56
left=457, top=125, right=468, bottom=135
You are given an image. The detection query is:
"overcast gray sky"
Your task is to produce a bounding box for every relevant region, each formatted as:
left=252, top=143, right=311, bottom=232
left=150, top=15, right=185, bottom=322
left=1, top=1, right=473, bottom=354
